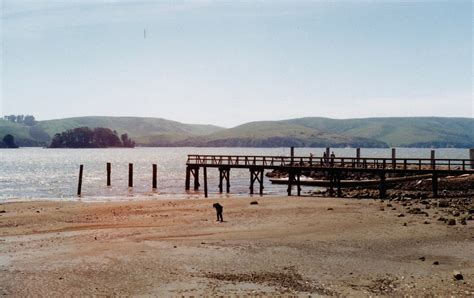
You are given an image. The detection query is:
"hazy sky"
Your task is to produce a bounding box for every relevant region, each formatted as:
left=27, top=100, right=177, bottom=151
left=1, top=0, right=472, bottom=127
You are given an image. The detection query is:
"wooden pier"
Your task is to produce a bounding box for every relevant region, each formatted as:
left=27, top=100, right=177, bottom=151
left=185, top=148, right=474, bottom=198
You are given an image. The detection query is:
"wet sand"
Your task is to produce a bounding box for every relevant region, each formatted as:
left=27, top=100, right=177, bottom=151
left=0, top=196, right=473, bottom=296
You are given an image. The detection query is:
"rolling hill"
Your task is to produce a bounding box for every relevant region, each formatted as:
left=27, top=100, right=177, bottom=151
left=0, top=116, right=472, bottom=148
left=282, top=117, right=474, bottom=147
left=174, top=121, right=388, bottom=147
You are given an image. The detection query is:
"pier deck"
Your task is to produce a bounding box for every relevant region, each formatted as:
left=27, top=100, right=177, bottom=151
left=185, top=151, right=474, bottom=198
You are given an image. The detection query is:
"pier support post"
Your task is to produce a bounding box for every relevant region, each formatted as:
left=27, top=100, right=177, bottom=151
left=391, top=148, right=396, bottom=170
left=336, top=172, right=342, bottom=197
left=185, top=166, right=191, bottom=190
left=432, top=172, right=438, bottom=197
left=152, top=164, right=157, bottom=189
left=470, top=148, right=474, bottom=169
left=356, top=148, right=361, bottom=180
left=249, top=168, right=264, bottom=196
left=193, top=167, right=200, bottom=190
left=328, top=170, right=334, bottom=197
left=106, top=162, right=111, bottom=186
left=379, top=172, right=386, bottom=199
left=287, top=171, right=295, bottom=196
left=77, top=165, right=83, bottom=197
left=297, top=171, right=301, bottom=196
left=356, top=148, right=361, bottom=166
left=218, top=167, right=230, bottom=193
left=203, top=167, right=208, bottom=198
left=128, top=163, right=133, bottom=188
left=431, top=150, right=436, bottom=170
left=290, top=147, right=295, bottom=165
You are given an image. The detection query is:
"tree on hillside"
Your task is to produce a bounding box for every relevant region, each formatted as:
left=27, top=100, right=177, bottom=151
left=2, top=134, right=19, bottom=148
left=3, top=114, right=36, bottom=125
left=121, top=133, right=135, bottom=148
left=23, top=115, right=36, bottom=126
left=93, top=127, right=122, bottom=148
left=4, top=115, right=16, bottom=122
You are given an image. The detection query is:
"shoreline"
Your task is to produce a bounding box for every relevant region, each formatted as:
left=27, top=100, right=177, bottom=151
left=1, top=195, right=473, bottom=295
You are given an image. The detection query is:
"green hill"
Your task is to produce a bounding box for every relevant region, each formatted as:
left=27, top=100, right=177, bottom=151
left=181, top=121, right=387, bottom=147
left=282, top=117, right=474, bottom=147
left=0, top=116, right=224, bottom=147
left=37, top=116, right=223, bottom=138
left=0, top=116, right=472, bottom=148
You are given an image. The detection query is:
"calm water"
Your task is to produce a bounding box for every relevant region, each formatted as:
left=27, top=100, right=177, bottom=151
left=0, top=147, right=470, bottom=202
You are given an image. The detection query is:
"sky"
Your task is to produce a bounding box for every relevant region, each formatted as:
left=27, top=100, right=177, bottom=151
left=1, top=0, right=472, bottom=127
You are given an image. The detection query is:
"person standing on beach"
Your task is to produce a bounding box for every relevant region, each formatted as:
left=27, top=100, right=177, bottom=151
left=213, top=203, right=223, bottom=222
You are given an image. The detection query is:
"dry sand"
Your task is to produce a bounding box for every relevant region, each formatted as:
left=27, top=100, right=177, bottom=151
left=0, top=196, right=473, bottom=296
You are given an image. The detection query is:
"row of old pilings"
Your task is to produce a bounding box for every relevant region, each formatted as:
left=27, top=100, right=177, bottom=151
left=77, top=163, right=158, bottom=197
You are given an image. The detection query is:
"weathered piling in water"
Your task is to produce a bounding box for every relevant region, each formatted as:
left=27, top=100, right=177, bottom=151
left=106, top=162, right=111, bottom=186
left=152, top=164, right=157, bottom=189
left=77, top=165, right=83, bottom=197
left=128, top=163, right=133, bottom=188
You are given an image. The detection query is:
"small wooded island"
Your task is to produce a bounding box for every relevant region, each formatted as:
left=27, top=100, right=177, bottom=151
left=49, top=127, right=135, bottom=148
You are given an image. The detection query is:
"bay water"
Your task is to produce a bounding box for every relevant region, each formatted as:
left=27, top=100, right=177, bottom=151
left=0, top=147, right=469, bottom=202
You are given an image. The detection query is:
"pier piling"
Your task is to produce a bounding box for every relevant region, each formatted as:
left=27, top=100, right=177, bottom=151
left=152, top=164, right=157, bottom=189
left=185, top=167, right=191, bottom=190
left=432, top=171, right=438, bottom=197
left=379, top=172, right=386, bottom=199
left=391, top=148, right=396, bottom=170
left=77, top=165, right=83, bottom=197
left=218, top=167, right=230, bottom=193
left=431, top=150, right=436, bottom=169
left=203, top=167, right=208, bottom=198
left=193, top=167, right=200, bottom=190
left=106, top=163, right=111, bottom=186
left=470, top=149, right=474, bottom=169
left=128, top=163, right=133, bottom=188
left=290, top=147, right=294, bottom=165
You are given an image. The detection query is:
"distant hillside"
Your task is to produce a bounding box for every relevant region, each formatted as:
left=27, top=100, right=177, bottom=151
left=37, top=116, right=224, bottom=138
left=0, top=116, right=224, bottom=147
left=175, top=121, right=388, bottom=147
left=282, top=117, right=474, bottom=147
left=0, top=116, right=472, bottom=148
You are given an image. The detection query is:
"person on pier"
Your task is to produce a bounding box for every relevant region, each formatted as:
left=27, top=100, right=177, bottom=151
left=330, top=151, right=336, bottom=167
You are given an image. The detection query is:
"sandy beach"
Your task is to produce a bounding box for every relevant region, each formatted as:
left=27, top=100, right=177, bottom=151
left=0, top=196, right=473, bottom=296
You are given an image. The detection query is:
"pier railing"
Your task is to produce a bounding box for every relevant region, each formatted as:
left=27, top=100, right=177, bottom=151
left=186, top=154, right=474, bottom=172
